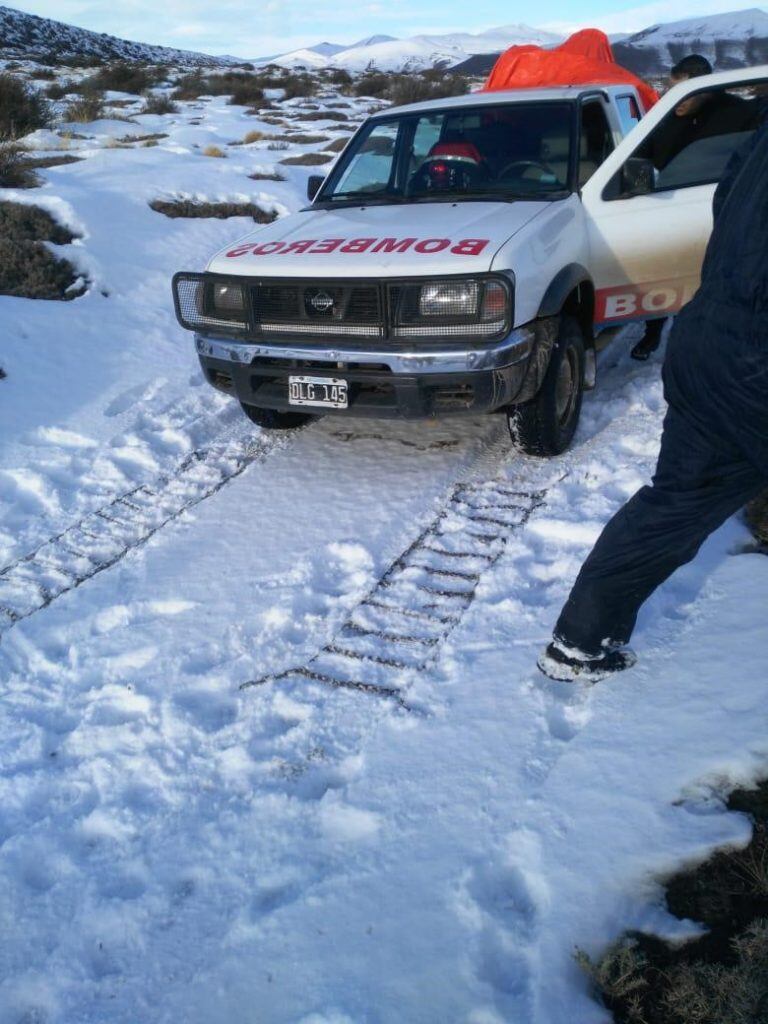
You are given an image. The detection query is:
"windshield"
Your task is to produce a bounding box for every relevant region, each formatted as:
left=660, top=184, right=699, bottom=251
left=318, top=101, right=575, bottom=204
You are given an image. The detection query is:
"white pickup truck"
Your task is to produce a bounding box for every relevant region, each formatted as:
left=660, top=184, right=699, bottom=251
left=173, top=65, right=768, bottom=454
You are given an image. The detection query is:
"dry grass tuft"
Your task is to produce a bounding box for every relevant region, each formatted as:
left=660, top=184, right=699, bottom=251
left=279, top=152, right=332, bottom=166
left=201, top=144, right=226, bottom=158
left=149, top=199, right=276, bottom=222
left=248, top=170, right=286, bottom=182
left=581, top=779, right=768, bottom=1024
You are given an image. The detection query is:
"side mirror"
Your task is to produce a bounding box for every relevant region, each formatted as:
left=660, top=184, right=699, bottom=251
left=307, top=174, right=324, bottom=201
left=621, top=157, right=656, bottom=197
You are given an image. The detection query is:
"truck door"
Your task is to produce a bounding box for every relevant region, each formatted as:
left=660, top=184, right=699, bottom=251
left=581, top=67, right=768, bottom=327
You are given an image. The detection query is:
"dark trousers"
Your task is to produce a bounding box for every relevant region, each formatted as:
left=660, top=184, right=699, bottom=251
left=554, top=342, right=767, bottom=655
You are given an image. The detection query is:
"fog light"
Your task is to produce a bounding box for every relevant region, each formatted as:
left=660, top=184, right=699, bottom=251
left=419, top=281, right=479, bottom=317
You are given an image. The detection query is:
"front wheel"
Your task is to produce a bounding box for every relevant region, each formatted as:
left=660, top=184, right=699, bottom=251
left=508, top=315, right=585, bottom=456
left=240, top=403, right=315, bottom=430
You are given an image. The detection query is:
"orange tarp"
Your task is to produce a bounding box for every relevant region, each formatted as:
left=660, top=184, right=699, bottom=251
left=483, top=28, right=659, bottom=112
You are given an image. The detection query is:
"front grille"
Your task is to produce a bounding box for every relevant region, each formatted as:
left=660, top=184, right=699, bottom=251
left=174, top=272, right=512, bottom=344
left=253, top=282, right=383, bottom=339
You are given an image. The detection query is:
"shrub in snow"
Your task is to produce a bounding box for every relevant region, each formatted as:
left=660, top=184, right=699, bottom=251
left=149, top=198, right=276, bottom=222
left=227, top=81, right=264, bottom=107
left=0, top=141, right=39, bottom=188
left=746, top=490, right=768, bottom=547
left=300, top=109, right=349, bottom=121
left=328, top=69, right=353, bottom=88
left=388, top=72, right=469, bottom=106
left=279, top=152, right=332, bottom=166
left=247, top=170, right=285, bottom=182
left=64, top=92, right=104, bottom=123
left=171, top=70, right=206, bottom=101
left=45, top=80, right=71, bottom=100
left=660, top=924, right=768, bottom=1024
left=353, top=73, right=390, bottom=98
left=581, top=778, right=768, bottom=1024
left=201, top=145, right=225, bottom=158
left=142, top=91, right=178, bottom=115
left=0, top=72, right=50, bottom=140
left=91, top=61, right=164, bottom=95
left=0, top=200, right=82, bottom=300
left=282, top=73, right=317, bottom=100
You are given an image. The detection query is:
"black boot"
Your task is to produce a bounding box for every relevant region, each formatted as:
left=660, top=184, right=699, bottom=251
left=631, top=318, right=666, bottom=361
left=537, top=640, right=637, bottom=683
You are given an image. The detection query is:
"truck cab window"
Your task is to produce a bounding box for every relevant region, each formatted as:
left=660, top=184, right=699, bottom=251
left=630, top=84, right=766, bottom=192
left=616, top=94, right=642, bottom=136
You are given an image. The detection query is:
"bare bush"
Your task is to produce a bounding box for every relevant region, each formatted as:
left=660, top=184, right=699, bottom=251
left=388, top=72, right=469, bottom=105
left=91, top=61, right=163, bottom=95
left=0, top=142, right=39, bottom=188
left=0, top=72, right=51, bottom=140
left=64, top=92, right=104, bottom=123
left=142, top=92, right=178, bottom=115
left=353, top=72, right=391, bottom=98
left=282, top=73, right=317, bottom=100
left=45, top=81, right=72, bottom=100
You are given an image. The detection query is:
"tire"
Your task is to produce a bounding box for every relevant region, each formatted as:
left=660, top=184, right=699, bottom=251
left=240, top=402, right=315, bottom=430
left=508, top=314, right=585, bottom=456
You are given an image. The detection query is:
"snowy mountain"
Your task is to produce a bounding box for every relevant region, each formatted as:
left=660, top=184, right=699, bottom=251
left=0, top=3, right=224, bottom=64
left=613, top=7, right=768, bottom=75
left=264, top=23, right=562, bottom=72
left=454, top=7, right=768, bottom=78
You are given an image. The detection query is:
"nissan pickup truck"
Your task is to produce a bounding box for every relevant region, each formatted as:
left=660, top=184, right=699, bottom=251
left=173, top=65, right=768, bottom=454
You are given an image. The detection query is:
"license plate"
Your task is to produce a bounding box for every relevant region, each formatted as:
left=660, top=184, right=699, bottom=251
left=288, top=375, right=348, bottom=409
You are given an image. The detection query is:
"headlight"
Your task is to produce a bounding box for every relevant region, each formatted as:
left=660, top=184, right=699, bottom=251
left=173, top=273, right=249, bottom=334
left=392, top=276, right=512, bottom=339
left=419, top=281, right=479, bottom=317
left=211, top=281, right=245, bottom=316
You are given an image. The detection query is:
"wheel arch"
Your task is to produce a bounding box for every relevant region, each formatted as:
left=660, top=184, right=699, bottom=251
left=537, top=265, right=595, bottom=344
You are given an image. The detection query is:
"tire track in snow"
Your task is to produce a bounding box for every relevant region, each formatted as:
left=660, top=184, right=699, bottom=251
left=242, top=475, right=551, bottom=709
left=0, top=431, right=292, bottom=637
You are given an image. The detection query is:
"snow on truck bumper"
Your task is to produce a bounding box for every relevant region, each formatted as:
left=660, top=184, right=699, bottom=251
left=194, top=328, right=535, bottom=419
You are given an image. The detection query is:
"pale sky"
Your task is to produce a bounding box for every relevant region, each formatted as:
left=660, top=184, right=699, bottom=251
left=6, top=0, right=763, bottom=57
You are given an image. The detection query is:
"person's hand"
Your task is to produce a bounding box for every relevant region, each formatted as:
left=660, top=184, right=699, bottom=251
left=675, top=93, right=709, bottom=117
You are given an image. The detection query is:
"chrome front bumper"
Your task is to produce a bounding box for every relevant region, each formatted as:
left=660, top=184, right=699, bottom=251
left=194, top=325, right=535, bottom=375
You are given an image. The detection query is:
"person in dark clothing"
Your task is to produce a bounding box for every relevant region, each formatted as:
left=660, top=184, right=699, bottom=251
left=630, top=54, right=753, bottom=362
left=538, top=117, right=768, bottom=683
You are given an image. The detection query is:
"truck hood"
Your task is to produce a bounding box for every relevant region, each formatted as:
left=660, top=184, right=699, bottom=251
left=206, top=201, right=550, bottom=278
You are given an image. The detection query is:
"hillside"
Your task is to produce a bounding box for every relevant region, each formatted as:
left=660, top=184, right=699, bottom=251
left=0, top=3, right=224, bottom=64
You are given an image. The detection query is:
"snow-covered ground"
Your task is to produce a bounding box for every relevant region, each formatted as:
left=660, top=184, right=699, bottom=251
left=1, top=75, right=767, bottom=1024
